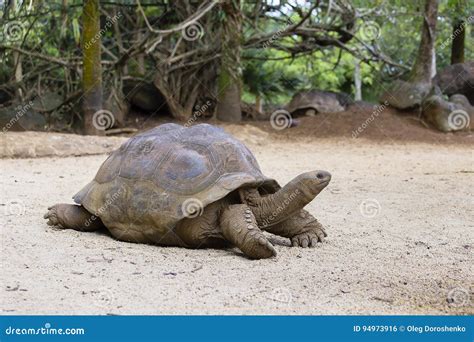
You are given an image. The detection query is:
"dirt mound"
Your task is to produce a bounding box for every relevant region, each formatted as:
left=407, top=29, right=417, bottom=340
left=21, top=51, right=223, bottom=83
left=126, top=101, right=473, bottom=146
left=248, top=101, right=473, bottom=145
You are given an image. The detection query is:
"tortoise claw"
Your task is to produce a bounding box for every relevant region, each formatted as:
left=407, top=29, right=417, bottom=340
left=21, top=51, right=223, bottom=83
left=44, top=205, right=63, bottom=228
left=291, top=229, right=325, bottom=248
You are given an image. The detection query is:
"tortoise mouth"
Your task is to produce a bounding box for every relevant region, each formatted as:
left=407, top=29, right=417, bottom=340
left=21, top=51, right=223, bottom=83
left=316, top=179, right=330, bottom=190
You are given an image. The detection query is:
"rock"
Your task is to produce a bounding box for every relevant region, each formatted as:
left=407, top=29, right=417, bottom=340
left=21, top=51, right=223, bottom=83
left=422, top=94, right=472, bottom=132
left=434, top=62, right=474, bottom=105
left=380, top=80, right=431, bottom=109
left=0, top=103, right=46, bottom=132
left=32, top=92, right=64, bottom=112
left=123, top=80, right=167, bottom=113
left=450, top=94, right=474, bottom=131
left=450, top=94, right=474, bottom=115
left=286, top=90, right=352, bottom=115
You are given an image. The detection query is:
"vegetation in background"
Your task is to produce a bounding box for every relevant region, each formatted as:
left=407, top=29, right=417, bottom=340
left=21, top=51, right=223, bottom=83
left=0, top=0, right=472, bottom=132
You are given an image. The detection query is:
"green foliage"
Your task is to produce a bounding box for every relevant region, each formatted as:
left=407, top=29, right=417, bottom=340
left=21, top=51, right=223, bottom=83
left=242, top=0, right=473, bottom=104
left=1, top=0, right=472, bottom=123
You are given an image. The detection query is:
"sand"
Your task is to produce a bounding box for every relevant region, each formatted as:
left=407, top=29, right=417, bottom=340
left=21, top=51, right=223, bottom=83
left=1, top=133, right=473, bottom=315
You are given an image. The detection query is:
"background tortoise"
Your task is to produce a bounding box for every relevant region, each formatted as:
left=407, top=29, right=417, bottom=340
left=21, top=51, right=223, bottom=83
left=286, top=90, right=352, bottom=116
left=44, top=123, right=331, bottom=259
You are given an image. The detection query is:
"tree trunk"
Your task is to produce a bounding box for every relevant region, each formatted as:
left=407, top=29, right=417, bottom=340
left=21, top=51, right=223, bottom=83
left=10, top=0, right=23, bottom=100
left=216, top=0, right=242, bottom=122
left=82, top=0, right=103, bottom=135
left=13, top=52, right=22, bottom=99
left=409, top=0, right=438, bottom=84
left=450, top=19, right=465, bottom=64
left=255, top=94, right=262, bottom=113
left=354, top=60, right=362, bottom=101
left=136, top=14, right=146, bottom=75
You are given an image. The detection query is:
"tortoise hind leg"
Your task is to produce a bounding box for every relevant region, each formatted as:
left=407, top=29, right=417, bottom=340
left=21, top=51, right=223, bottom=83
left=220, top=204, right=276, bottom=259
left=44, top=204, right=104, bottom=232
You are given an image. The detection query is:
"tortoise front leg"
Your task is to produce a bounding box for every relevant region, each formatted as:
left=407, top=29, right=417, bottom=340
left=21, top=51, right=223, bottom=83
left=266, top=209, right=327, bottom=248
left=44, top=204, right=105, bottom=232
left=220, top=204, right=276, bottom=259
left=239, top=188, right=326, bottom=247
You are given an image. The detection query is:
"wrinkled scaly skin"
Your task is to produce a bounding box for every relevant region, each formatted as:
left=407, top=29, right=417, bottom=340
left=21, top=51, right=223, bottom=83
left=44, top=124, right=332, bottom=259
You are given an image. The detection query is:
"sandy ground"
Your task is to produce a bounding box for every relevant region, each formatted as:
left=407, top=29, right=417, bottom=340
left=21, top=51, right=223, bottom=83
left=1, top=134, right=473, bottom=315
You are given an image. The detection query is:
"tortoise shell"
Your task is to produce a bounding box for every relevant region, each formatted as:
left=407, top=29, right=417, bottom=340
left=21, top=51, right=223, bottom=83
left=73, top=124, right=279, bottom=233
left=286, top=90, right=351, bottom=114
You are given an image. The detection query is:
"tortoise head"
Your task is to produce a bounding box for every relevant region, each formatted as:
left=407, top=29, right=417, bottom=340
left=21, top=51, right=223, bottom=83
left=293, top=170, right=332, bottom=200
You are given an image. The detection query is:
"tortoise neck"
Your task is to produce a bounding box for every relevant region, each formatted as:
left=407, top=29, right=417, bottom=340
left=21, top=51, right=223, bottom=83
left=250, top=178, right=313, bottom=227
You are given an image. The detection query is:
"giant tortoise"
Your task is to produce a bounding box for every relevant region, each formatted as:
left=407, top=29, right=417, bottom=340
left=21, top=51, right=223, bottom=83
left=44, top=123, right=331, bottom=259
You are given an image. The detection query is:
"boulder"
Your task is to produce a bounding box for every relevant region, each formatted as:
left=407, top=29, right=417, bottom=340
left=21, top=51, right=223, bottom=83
left=450, top=94, right=474, bottom=130
left=422, top=93, right=472, bottom=132
left=123, top=80, right=167, bottom=113
left=380, top=80, right=431, bottom=109
left=0, top=88, right=13, bottom=105
left=32, top=92, right=64, bottom=112
left=0, top=103, right=46, bottom=132
left=434, top=62, right=474, bottom=105
left=286, top=90, right=352, bottom=115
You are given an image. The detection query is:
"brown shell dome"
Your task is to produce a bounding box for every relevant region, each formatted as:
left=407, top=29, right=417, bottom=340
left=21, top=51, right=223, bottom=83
left=73, top=123, right=279, bottom=231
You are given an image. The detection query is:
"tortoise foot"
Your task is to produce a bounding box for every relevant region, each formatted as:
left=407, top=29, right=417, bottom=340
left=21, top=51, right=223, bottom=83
left=290, top=226, right=326, bottom=248
left=44, top=203, right=104, bottom=232
left=44, top=204, right=65, bottom=228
